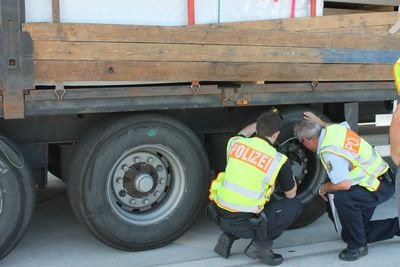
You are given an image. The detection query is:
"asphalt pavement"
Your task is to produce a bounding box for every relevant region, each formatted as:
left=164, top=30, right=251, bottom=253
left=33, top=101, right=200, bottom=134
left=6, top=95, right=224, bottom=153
left=1, top=175, right=400, bottom=267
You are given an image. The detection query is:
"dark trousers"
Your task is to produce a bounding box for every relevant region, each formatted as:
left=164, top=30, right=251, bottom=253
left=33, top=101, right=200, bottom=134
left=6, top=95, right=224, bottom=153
left=334, top=181, right=399, bottom=249
left=217, top=198, right=302, bottom=249
left=254, top=197, right=303, bottom=249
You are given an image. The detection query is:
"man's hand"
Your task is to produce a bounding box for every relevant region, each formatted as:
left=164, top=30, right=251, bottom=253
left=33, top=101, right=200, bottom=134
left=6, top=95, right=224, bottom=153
left=319, top=180, right=352, bottom=201
left=319, top=183, right=329, bottom=202
left=303, top=111, right=327, bottom=128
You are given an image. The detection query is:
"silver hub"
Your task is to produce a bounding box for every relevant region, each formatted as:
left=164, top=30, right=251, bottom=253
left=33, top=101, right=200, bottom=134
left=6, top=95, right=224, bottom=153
left=111, top=151, right=168, bottom=210
left=135, top=174, right=154, bottom=193
left=108, top=145, right=185, bottom=225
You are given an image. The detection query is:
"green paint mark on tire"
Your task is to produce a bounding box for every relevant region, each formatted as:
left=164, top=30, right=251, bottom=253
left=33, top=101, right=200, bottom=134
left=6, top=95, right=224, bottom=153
left=147, top=130, right=157, bottom=137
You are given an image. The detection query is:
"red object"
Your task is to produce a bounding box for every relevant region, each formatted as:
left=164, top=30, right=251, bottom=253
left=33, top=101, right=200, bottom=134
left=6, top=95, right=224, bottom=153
left=188, top=0, right=195, bottom=25
left=310, top=0, right=317, bottom=17
left=290, top=0, right=296, bottom=18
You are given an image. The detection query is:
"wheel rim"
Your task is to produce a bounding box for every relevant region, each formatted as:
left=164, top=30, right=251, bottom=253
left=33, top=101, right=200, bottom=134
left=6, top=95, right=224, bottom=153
left=275, top=137, right=324, bottom=202
left=107, top=144, right=185, bottom=225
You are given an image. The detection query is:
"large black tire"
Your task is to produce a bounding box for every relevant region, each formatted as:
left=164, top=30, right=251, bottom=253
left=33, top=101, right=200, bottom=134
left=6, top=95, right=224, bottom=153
left=276, top=107, right=329, bottom=228
left=0, top=136, right=36, bottom=260
left=67, top=114, right=210, bottom=251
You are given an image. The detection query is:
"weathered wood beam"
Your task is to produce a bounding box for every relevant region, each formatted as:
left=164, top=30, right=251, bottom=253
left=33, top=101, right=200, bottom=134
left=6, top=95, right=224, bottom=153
left=313, top=25, right=395, bottom=35
left=32, top=41, right=399, bottom=65
left=326, top=0, right=399, bottom=6
left=34, top=61, right=393, bottom=82
left=24, top=23, right=400, bottom=48
left=192, top=11, right=399, bottom=32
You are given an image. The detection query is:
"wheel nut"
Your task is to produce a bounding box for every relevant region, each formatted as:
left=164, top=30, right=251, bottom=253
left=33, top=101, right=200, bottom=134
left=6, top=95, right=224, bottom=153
left=303, top=170, right=308, bottom=174
left=129, top=199, right=136, bottom=205
left=122, top=164, right=129, bottom=171
left=156, top=165, right=163, bottom=171
left=147, top=158, right=154, bottom=164
left=143, top=199, right=149, bottom=205
left=119, top=190, right=126, bottom=197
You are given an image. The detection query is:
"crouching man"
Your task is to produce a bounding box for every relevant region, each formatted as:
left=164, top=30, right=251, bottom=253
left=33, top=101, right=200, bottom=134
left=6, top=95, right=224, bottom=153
left=208, top=110, right=302, bottom=266
left=295, top=111, right=400, bottom=261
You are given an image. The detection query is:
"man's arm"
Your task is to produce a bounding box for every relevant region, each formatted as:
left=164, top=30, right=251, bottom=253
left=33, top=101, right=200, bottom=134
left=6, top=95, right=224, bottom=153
left=318, top=180, right=352, bottom=201
left=318, top=152, right=353, bottom=200
left=276, top=162, right=297, bottom=198
left=319, top=180, right=352, bottom=195
left=390, top=105, right=400, bottom=166
left=303, top=111, right=328, bottom=128
left=238, top=122, right=257, bottom=138
left=284, top=177, right=297, bottom=198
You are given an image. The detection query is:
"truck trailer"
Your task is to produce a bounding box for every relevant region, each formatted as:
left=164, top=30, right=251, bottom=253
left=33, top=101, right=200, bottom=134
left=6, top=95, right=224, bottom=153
left=0, top=0, right=399, bottom=259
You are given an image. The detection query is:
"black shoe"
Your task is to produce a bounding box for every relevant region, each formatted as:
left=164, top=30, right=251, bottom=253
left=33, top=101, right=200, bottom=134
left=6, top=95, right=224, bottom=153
left=244, top=242, right=283, bottom=266
left=214, top=233, right=236, bottom=258
left=339, top=246, right=368, bottom=261
left=244, top=241, right=258, bottom=260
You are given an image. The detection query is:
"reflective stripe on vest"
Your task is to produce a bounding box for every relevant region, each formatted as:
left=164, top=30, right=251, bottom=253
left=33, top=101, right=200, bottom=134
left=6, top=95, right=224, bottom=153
left=394, top=58, right=400, bottom=94
left=319, top=124, right=388, bottom=191
left=210, top=136, right=287, bottom=213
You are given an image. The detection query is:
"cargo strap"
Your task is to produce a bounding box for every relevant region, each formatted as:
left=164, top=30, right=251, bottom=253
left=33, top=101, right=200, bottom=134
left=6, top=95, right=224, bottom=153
left=310, top=0, right=317, bottom=17
left=291, top=0, right=296, bottom=18
left=188, top=0, right=195, bottom=25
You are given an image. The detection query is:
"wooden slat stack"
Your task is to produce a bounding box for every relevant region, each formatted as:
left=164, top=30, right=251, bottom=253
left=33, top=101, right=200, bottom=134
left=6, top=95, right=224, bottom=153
left=324, top=0, right=397, bottom=16
left=23, top=11, right=400, bottom=85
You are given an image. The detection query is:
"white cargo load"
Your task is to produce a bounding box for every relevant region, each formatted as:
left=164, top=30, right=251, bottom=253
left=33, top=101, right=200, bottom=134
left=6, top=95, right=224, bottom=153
left=25, top=0, right=323, bottom=26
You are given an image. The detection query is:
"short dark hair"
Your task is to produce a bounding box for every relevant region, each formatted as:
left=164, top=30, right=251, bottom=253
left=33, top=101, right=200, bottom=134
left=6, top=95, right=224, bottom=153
left=256, top=110, right=282, bottom=138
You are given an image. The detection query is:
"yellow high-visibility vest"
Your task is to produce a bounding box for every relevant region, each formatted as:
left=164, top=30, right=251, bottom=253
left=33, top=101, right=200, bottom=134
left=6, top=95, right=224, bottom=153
left=394, top=58, right=400, bottom=94
left=209, top=136, right=287, bottom=213
left=319, top=124, right=388, bottom=191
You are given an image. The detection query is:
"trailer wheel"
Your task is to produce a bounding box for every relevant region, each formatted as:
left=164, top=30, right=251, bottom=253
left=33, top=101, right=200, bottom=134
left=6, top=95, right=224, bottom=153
left=67, top=115, right=210, bottom=251
left=0, top=136, right=35, bottom=259
left=276, top=107, right=329, bottom=228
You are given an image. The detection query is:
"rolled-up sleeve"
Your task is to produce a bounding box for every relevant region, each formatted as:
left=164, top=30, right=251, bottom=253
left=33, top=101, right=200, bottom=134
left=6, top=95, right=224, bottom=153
left=321, top=153, right=352, bottom=184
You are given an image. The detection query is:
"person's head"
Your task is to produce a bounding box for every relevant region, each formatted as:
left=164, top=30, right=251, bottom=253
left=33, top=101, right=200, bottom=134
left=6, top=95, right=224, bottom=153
left=256, top=110, right=282, bottom=143
left=294, top=120, right=322, bottom=152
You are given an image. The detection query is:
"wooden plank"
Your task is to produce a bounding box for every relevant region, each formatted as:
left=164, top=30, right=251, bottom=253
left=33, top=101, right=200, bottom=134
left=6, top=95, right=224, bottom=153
left=324, top=8, right=395, bottom=16
left=24, top=22, right=400, bottom=48
left=191, top=12, right=399, bottom=32
left=24, top=23, right=400, bottom=46
left=312, top=25, right=395, bottom=35
left=326, top=0, right=399, bottom=6
left=32, top=41, right=399, bottom=64
left=34, top=61, right=394, bottom=83
left=23, top=12, right=398, bottom=45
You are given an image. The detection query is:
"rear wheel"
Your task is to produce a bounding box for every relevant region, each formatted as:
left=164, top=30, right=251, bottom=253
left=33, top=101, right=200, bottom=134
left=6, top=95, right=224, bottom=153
left=276, top=107, right=329, bottom=228
left=67, top=114, right=210, bottom=250
left=0, top=136, right=35, bottom=259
